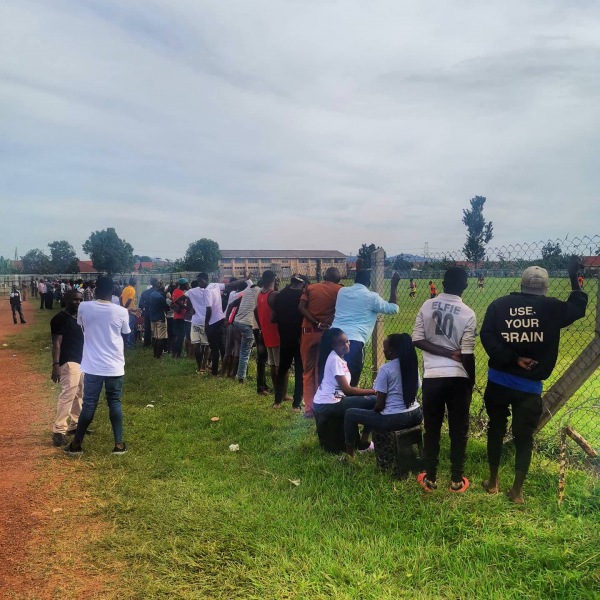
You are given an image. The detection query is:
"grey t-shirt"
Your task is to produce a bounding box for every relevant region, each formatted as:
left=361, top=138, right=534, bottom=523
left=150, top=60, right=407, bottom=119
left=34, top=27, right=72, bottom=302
left=373, top=359, right=420, bottom=415
left=234, top=286, right=260, bottom=327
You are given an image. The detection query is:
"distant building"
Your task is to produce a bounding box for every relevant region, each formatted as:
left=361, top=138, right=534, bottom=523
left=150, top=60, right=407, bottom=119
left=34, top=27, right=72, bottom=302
left=219, top=250, right=348, bottom=279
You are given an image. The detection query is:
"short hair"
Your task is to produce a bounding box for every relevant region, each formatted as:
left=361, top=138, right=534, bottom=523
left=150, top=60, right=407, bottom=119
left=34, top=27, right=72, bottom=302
left=64, top=289, right=83, bottom=301
left=262, top=270, right=276, bottom=284
left=324, top=267, right=341, bottom=283
left=443, top=267, right=468, bottom=294
left=190, top=280, right=199, bottom=288
left=96, top=276, right=114, bottom=297
left=150, top=277, right=159, bottom=287
left=355, top=270, right=371, bottom=287
left=129, top=277, right=137, bottom=286
left=197, top=272, right=209, bottom=281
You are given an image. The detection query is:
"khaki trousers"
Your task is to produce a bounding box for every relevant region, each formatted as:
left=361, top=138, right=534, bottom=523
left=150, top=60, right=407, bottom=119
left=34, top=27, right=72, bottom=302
left=300, top=331, right=323, bottom=417
left=53, top=362, right=83, bottom=434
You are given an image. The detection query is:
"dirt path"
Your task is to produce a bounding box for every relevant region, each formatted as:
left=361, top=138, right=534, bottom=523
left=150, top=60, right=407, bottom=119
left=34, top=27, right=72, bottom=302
left=0, top=301, right=112, bottom=599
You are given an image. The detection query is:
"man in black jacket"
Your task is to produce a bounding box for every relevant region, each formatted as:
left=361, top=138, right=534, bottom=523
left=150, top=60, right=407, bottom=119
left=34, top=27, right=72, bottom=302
left=480, top=256, right=587, bottom=504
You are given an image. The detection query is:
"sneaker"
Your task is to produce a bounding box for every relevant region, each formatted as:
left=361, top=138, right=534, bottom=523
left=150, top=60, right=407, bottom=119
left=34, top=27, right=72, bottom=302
left=52, top=433, right=67, bottom=447
left=21, top=320, right=27, bottom=324
left=112, top=443, right=127, bottom=455
left=63, top=442, right=83, bottom=456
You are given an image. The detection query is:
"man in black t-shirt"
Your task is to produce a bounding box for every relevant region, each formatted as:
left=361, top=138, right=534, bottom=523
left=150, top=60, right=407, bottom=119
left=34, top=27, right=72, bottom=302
left=272, top=275, right=308, bottom=410
left=50, top=290, right=85, bottom=447
left=9, top=286, right=27, bottom=324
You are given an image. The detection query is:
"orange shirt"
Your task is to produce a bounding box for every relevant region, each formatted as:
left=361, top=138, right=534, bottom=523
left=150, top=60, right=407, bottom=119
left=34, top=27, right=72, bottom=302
left=429, top=284, right=437, bottom=294
left=300, top=281, right=343, bottom=329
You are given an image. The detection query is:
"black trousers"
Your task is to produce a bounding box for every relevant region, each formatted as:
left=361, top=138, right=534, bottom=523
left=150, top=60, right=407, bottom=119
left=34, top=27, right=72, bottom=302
left=422, top=377, right=472, bottom=481
left=484, top=380, right=543, bottom=475
left=206, top=319, right=225, bottom=376
left=143, top=312, right=152, bottom=347
left=172, top=319, right=185, bottom=357
left=44, top=291, right=53, bottom=309
left=345, top=340, right=364, bottom=387
left=253, top=329, right=268, bottom=392
left=275, top=339, right=303, bottom=407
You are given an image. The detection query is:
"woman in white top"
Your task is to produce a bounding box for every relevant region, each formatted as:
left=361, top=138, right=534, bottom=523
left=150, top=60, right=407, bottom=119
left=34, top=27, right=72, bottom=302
left=313, top=328, right=377, bottom=452
left=344, top=333, right=423, bottom=456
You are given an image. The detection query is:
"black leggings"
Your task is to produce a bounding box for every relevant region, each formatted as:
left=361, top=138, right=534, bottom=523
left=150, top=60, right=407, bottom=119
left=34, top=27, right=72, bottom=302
left=484, top=381, right=542, bottom=475
left=206, top=319, right=225, bottom=376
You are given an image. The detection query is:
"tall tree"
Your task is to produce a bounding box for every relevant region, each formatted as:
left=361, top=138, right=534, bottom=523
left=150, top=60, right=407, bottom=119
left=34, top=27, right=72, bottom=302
left=181, top=239, right=221, bottom=272
left=22, top=249, right=52, bottom=274
left=357, top=243, right=385, bottom=270
left=48, top=240, right=79, bottom=274
left=82, top=228, right=134, bottom=275
left=462, top=196, right=493, bottom=268
left=0, top=256, right=18, bottom=274
left=541, top=242, right=568, bottom=269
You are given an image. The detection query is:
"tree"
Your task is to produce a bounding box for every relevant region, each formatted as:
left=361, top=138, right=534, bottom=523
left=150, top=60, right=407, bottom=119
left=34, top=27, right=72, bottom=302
left=0, top=256, right=18, bottom=274
left=48, top=240, right=79, bottom=274
left=462, top=196, right=493, bottom=268
left=357, top=243, right=386, bottom=270
left=391, top=254, right=413, bottom=271
left=541, top=242, right=568, bottom=269
left=181, top=239, right=221, bottom=273
left=82, top=228, right=134, bottom=275
left=22, top=249, right=52, bottom=274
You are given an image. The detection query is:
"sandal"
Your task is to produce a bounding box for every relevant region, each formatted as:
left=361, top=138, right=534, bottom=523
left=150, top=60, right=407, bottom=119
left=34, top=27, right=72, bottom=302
left=449, top=477, right=470, bottom=493
left=417, top=472, right=437, bottom=492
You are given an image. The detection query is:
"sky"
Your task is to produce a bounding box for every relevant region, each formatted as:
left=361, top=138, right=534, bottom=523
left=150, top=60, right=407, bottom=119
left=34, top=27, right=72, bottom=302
left=1, top=0, right=599, bottom=261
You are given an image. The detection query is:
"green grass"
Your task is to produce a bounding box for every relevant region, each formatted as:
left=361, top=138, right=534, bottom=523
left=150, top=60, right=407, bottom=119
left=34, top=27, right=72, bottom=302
left=5, top=303, right=599, bottom=599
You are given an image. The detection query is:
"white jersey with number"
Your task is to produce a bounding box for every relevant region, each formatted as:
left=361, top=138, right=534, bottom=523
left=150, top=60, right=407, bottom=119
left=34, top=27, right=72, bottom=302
left=412, top=293, right=477, bottom=379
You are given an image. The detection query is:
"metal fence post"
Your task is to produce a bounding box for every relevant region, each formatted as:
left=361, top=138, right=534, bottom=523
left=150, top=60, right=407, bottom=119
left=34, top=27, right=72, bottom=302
left=371, top=247, right=386, bottom=383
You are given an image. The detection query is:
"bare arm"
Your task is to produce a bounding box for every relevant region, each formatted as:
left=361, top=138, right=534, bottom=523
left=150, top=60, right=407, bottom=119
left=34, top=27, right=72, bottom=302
left=298, top=300, right=318, bottom=327
left=335, top=375, right=376, bottom=397
left=226, top=297, right=242, bottom=321
left=373, top=391, right=387, bottom=413
left=413, top=339, right=461, bottom=361
left=461, top=353, right=476, bottom=388
left=51, top=334, right=62, bottom=383
left=205, top=307, right=212, bottom=328
left=389, top=271, right=400, bottom=305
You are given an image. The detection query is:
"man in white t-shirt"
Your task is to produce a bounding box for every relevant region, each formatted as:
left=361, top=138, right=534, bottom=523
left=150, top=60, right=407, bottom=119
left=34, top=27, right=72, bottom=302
left=412, top=267, right=477, bottom=493
left=64, top=276, right=130, bottom=456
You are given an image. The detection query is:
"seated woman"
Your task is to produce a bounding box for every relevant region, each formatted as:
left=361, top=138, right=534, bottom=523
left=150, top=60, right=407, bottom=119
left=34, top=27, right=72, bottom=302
left=344, top=333, right=423, bottom=456
left=313, top=328, right=377, bottom=452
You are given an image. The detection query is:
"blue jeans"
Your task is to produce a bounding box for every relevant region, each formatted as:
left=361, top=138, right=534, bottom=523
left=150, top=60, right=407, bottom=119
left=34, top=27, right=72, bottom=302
left=235, top=322, right=255, bottom=380
left=74, top=374, right=124, bottom=445
left=344, top=407, right=423, bottom=448
left=127, top=313, right=136, bottom=348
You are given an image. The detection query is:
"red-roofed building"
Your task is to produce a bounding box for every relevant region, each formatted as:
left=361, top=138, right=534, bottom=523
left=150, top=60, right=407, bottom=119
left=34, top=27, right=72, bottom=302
left=582, top=256, right=600, bottom=273
left=78, top=260, right=99, bottom=274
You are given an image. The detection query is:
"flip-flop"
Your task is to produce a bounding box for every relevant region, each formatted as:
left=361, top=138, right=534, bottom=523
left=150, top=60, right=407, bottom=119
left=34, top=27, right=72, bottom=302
left=417, top=472, right=436, bottom=493
left=449, top=477, right=470, bottom=493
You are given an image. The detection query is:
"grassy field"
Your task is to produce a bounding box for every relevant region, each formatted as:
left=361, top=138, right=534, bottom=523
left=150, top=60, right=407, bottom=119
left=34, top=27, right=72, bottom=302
left=12, top=302, right=600, bottom=599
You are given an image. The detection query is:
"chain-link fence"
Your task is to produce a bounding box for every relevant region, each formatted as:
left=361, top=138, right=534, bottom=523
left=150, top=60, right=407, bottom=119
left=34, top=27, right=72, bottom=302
left=364, top=235, right=599, bottom=469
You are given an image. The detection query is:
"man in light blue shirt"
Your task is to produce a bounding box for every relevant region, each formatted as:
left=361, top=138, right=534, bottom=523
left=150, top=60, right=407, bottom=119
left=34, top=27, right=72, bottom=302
left=332, top=270, right=400, bottom=385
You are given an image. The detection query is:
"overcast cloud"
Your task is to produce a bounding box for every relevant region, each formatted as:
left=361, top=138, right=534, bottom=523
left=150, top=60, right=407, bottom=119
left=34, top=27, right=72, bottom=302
left=1, top=0, right=599, bottom=260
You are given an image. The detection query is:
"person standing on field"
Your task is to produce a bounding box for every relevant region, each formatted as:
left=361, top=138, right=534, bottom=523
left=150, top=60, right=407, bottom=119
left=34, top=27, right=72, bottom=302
left=64, top=276, right=130, bottom=455
left=120, top=277, right=137, bottom=348
left=331, top=269, right=400, bottom=386
left=50, top=290, right=84, bottom=447
left=255, top=270, right=280, bottom=393
left=412, top=267, right=477, bottom=494
left=9, top=285, right=27, bottom=324
left=38, top=278, right=47, bottom=309
left=298, top=267, right=342, bottom=418
left=480, top=256, right=587, bottom=504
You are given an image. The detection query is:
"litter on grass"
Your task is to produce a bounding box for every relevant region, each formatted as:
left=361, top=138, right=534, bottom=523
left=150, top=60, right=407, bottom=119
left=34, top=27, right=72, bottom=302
left=210, top=416, right=220, bottom=422
left=288, top=479, right=301, bottom=487
left=145, top=404, right=154, bottom=408
left=229, top=444, right=240, bottom=452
